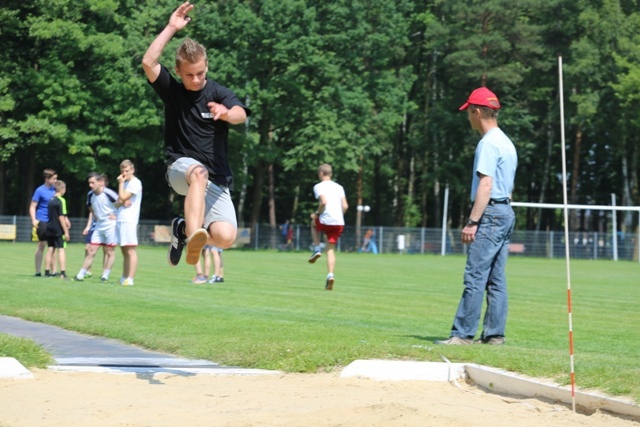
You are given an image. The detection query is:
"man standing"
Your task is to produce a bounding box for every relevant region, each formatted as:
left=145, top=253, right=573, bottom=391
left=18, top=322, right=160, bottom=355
left=308, top=164, right=348, bottom=290
left=73, top=172, right=118, bottom=283
left=116, top=160, right=143, bottom=286
left=29, top=168, right=58, bottom=276
left=436, top=87, right=517, bottom=346
left=142, top=2, right=251, bottom=267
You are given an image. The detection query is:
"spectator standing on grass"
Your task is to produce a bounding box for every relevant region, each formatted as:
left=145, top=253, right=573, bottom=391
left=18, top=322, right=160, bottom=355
left=308, top=164, right=348, bottom=291
left=73, top=172, right=118, bottom=283
left=192, top=245, right=224, bottom=284
left=29, top=168, right=58, bottom=276
left=142, top=1, right=251, bottom=267
left=435, top=87, right=517, bottom=346
left=81, top=174, right=110, bottom=279
left=116, top=160, right=143, bottom=286
left=279, top=219, right=290, bottom=249
left=44, top=181, right=70, bottom=279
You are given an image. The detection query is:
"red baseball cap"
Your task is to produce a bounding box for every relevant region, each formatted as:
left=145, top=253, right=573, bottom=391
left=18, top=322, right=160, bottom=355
left=459, top=87, right=501, bottom=110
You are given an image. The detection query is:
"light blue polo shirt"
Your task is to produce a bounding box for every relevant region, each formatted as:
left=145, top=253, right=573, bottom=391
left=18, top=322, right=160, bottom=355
left=470, top=127, right=517, bottom=202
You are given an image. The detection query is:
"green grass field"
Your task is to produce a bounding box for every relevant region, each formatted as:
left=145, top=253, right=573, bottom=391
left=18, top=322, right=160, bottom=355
left=0, top=242, right=638, bottom=403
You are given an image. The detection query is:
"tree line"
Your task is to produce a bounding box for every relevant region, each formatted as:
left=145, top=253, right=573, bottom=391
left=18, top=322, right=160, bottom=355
left=2, top=0, right=640, bottom=233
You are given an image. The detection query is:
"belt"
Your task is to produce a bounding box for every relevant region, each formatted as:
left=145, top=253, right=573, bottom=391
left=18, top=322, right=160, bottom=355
left=489, top=198, right=510, bottom=205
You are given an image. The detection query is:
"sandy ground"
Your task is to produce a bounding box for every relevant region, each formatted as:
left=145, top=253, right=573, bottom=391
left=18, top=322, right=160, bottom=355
left=0, top=369, right=638, bottom=427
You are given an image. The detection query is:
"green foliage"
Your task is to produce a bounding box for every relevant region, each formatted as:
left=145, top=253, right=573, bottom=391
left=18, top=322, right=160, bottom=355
left=2, top=0, right=640, bottom=231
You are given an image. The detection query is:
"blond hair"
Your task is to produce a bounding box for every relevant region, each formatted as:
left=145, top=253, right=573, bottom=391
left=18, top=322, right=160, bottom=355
left=175, top=38, right=208, bottom=68
left=318, top=164, right=333, bottom=177
left=120, top=159, right=134, bottom=170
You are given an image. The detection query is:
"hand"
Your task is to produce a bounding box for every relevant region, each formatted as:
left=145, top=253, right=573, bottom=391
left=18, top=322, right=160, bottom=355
left=117, top=173, right=125, bottom=184
left=461, top=225, right=477, bottom=244
left=207, top=102, right=229, bottom=121
left=169, top=2, right=194, bottom=31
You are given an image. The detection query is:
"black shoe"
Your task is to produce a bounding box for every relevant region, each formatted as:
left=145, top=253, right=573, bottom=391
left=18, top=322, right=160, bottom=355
left=34, top=272, right=42, bottom=277
left=168, top=217, right=187, bottom=266
left=100, top=277, right=109, bottom=283
left=308, top=250, right=322, bottom=263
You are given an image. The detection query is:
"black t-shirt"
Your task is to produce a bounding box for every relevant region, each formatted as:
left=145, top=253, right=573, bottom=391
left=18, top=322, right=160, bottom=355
left=150, top=65, right=251, bottom=190
left=46, top=196, right=64, bottom=237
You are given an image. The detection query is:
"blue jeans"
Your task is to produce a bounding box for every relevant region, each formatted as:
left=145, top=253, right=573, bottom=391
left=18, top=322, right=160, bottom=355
left=451, top=204, right=516, bottom=340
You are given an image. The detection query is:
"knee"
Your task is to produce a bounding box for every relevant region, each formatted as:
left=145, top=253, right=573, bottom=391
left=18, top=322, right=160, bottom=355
left=209, top=224, right=236, bottom=249
left=187, top=165, right=209, bottom=186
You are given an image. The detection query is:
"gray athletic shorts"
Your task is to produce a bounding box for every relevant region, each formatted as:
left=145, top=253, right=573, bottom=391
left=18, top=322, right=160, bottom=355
left=166, top=157, right=237, bottom=230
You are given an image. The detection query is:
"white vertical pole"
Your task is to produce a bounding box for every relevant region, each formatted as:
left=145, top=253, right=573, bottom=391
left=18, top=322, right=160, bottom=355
left=558, top=55, right=577, bottom=413
left=441, top=186, right=449, bottom=256
left=637, top=214, right=640, bottom=263
left=611, top=193, right=618, bottom=261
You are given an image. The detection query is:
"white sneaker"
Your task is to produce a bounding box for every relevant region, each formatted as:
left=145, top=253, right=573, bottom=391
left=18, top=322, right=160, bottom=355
left=325, top=275, right=335, bottom=290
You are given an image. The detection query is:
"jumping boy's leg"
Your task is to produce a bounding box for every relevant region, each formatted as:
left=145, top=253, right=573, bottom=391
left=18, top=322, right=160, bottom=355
left=207, top=221, right=236, bottom=249
left=183, top=164, right=208, bottom=265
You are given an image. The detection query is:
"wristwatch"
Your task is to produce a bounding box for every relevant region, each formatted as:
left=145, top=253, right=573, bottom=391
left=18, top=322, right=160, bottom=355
left=466, top=218, right=480, bottom=227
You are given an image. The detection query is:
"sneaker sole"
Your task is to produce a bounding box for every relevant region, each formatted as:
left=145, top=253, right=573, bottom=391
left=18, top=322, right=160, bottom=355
left=308, top=253, right=321, bottom=263
left=325, top=277, right=334, bottom=290
left=185, top=229, right=208, bottom=265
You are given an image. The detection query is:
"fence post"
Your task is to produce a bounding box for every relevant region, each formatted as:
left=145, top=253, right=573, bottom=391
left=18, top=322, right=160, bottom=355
left=254, top=223, right=259, bottom=250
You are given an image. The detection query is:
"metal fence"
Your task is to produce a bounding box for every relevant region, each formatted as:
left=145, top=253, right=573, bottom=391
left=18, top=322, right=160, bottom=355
left=1, top=215, right=637, bottom=261
left=246, top=223, right=638, bottom=261
left=0, top=215, right=169, bottom=247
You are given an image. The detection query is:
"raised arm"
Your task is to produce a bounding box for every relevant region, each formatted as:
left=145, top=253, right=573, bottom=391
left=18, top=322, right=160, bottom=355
left=142, top=1, right=194, bottom=83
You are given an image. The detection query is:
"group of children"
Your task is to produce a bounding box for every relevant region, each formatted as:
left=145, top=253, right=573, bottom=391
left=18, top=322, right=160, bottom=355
left=30, top=161, right=143, bottom=285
